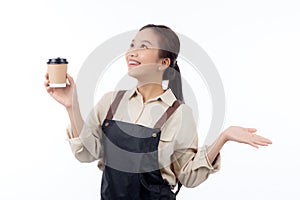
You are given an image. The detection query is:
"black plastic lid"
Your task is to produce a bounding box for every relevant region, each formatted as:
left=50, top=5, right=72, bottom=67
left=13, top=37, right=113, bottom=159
left=47, top=57, right=68, bottom=64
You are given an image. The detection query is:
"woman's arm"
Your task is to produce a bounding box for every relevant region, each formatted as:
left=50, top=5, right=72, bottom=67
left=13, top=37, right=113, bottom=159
left=206, top=126, right=273, bottom=164
left=170, top=105, right=221, bottom=187
left=45, top=73, right=84, bottom=138
left=170, top=105, right=272, bottom=187
left=45, top=73, right=103, bottom=162
left=66, top=98, right=83, bottom=138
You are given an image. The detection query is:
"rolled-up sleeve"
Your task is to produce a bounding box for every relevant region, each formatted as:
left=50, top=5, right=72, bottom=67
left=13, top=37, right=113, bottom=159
left=66, top=125, right=104, bottom=162
left=172, top=105, right=221, bottom=188
left=66, top=91, right=113, bottom=163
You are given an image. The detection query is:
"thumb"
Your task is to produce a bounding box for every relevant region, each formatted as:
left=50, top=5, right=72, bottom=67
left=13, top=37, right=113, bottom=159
left=247, top=128, right=257, bottom=133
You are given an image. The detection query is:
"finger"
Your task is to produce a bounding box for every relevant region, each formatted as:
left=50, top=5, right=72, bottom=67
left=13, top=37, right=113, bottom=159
left=253, top=140, right=270, bottom=146
left=44, top=79, right=50, bottom=87
left=253, top=135, right=272, bottom=144
left=259, top=138, right=272, bottom=144
left=248, top=142, right=259, bottom=148
left=45, top=72, right=49, bottom=80
left=45, top=86, right=53, bottom=94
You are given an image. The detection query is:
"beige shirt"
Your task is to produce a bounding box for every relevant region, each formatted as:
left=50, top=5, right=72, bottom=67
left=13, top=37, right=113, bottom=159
left=66, top=88, right=220, bottom=188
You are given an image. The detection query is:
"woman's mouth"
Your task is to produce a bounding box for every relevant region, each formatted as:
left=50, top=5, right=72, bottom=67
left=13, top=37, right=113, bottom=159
left=128, top=59, right=141, bottom=67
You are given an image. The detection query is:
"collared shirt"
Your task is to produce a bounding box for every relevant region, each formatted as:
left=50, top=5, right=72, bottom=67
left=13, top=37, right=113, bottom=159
left=66, top=88, right=221, bottom=188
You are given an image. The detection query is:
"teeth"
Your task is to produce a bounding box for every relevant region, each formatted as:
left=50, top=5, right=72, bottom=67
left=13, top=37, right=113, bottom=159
left=129, top=60, right=140, bottom=65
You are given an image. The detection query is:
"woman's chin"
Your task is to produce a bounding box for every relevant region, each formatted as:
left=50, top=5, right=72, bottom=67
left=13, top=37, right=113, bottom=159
left=127, top=64, right=159, bottom=81
left=127, top=68, right=141, bottom=79
left=127, top=65, right=143, bottom=76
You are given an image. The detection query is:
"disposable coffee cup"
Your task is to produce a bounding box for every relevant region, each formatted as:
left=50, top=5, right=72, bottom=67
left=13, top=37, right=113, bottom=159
left=47, top=57, right=68, bottom=88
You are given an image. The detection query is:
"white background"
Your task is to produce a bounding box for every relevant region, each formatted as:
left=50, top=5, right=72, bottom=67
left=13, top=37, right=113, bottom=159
left=0, top=0, right=299, bottom=199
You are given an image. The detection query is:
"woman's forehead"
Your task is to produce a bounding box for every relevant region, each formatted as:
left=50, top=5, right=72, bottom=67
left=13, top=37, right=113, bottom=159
left=132, top=28, right=160, bottom=47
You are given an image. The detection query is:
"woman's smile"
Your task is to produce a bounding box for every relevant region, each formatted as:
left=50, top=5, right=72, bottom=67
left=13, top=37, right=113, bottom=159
left=127, top=58, right=141, bottom=68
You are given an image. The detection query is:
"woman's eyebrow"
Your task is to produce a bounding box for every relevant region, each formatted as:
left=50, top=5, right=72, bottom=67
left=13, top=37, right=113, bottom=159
left=141, top=40, right=152, bottom=45
left=131, top=39, right=152, bottom=45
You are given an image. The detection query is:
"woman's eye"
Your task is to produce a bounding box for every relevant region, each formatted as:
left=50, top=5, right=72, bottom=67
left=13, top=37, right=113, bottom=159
left=129, top=43, right=134, bottom=48
left=140, top=44, right=148, bottom=49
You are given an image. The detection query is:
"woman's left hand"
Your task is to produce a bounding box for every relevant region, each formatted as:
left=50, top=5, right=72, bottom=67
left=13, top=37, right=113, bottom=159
left=222, top=126, right=272, bottom=148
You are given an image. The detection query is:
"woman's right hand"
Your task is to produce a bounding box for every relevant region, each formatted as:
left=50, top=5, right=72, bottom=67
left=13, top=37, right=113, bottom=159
left=44, top=73, right=76, bottom=109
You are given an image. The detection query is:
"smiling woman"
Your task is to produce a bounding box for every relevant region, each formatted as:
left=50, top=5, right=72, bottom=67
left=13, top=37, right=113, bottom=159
left=44, top=24, right=272, bottom=200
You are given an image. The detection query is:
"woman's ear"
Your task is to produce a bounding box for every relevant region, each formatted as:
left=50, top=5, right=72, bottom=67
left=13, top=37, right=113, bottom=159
left=161, top=58, right=171, bottom=68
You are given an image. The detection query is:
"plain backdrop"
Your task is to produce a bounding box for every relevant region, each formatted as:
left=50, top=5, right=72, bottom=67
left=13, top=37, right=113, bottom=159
left=0, top=0, right=299, bottom=199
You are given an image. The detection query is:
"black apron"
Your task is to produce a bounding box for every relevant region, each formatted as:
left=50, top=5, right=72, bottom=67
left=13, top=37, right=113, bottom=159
left=100, top=90, right=182, bottom=200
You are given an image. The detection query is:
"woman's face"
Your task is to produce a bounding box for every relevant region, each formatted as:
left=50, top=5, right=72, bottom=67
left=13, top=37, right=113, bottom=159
left=125, top=28, right=167, bottom=81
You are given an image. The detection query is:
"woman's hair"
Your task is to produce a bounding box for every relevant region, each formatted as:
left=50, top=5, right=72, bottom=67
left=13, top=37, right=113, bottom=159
left=139, top=24, right=184, bottom=102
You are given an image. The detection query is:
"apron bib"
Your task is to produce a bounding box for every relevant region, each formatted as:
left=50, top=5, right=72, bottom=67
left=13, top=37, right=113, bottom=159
left=100, top=90, right=182, bottom=200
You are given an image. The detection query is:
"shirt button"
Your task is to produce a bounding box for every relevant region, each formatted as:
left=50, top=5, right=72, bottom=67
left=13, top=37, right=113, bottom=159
left=104, top=122, right=109, bottom=127
left=152, top=133, right=157, bottom=138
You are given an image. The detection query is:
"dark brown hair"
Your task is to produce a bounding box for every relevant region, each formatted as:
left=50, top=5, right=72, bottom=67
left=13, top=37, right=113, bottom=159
left=139, top=24, right=184, bottom=102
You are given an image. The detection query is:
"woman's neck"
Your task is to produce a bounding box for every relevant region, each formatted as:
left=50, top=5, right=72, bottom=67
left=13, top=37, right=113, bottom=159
left=137, top=83, right=164, bottom=103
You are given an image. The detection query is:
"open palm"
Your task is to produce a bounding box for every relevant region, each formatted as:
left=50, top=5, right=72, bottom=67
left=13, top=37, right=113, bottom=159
left=223, top=126, right=272, bottom=148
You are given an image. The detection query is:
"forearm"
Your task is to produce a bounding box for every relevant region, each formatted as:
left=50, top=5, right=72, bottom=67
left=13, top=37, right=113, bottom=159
left=66, top=100, right=103, bottom=162
left=66, top=100, right=84, bottom=138
left=206, top=132, right=227, bottom=164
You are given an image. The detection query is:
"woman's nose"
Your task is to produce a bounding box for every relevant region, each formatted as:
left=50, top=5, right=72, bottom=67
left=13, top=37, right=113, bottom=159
left=128, top=48, right=138, bottom=57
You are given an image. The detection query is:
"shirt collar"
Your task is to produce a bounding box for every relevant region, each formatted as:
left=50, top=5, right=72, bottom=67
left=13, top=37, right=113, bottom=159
left=128, top=87, right=177, bottom=107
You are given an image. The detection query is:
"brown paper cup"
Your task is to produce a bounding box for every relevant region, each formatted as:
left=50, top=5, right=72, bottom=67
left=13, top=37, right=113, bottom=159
left=47, top=57, right=68, bottom=88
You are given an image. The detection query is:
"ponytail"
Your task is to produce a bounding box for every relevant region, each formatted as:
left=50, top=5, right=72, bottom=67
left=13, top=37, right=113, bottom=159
left=163, top=61, right=184, bottom=103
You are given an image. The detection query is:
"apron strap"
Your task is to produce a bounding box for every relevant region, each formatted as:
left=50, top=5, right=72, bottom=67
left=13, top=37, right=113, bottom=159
left=174, top=182, right=182, bottom=196
left=106, top=90, right=183, bottom=125
left=153, top=100, right=183, bottom=129
left=154, top=100, right=184, bottom=196
left=105, top=90, right=127, bottom=120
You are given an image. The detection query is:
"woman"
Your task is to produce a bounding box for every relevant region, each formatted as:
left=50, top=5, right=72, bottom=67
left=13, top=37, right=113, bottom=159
left=44, top=24, right=272, bottom=199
